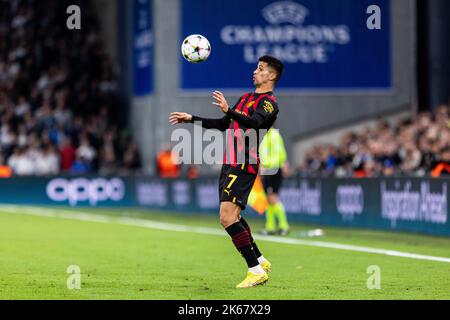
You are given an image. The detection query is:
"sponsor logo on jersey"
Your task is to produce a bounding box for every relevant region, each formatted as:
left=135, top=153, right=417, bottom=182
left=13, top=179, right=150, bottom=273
left=235, top=109, right=248, bottom=117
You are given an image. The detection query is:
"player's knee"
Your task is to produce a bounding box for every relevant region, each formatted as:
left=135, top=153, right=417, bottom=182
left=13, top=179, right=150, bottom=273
left=219, top=205, right=239, bottom=228
left=219, top=212, right=234, bottom=228
left=219, top=215, right=228, bottom=228
left=219, top=200, right=242, bottom=227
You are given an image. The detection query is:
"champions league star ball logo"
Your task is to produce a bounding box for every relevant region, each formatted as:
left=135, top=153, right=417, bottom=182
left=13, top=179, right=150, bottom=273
left=220, top=0, right=351, bottom=64
left=262, top=1, right=309, bottom=25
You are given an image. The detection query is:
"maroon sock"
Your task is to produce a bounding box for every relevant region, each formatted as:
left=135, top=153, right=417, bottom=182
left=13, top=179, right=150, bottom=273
left=225, top=222, right=259, bottom=268
left=240, top=217, right=263, bottom=259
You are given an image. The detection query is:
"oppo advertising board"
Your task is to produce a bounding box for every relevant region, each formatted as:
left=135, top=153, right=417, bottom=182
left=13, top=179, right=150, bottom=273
left=0, top=176, right=448, bottom=236
left=0, top=177, right=133, bottom=207
left=181, top=0, right=391, bottom=91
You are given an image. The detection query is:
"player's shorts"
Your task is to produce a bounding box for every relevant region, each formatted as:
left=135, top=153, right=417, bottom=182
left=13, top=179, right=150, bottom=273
left=262, top=169, right=283, bottom=195
left=218, top=164, right=257, bottom=210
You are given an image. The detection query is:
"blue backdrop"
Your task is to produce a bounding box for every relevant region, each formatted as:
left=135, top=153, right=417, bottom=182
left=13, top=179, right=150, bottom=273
left=133, top=0, right=153, bottom=96
left=181, top=0, right=391, bottom=91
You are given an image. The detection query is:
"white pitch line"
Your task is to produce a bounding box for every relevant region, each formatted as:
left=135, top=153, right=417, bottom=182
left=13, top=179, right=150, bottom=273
left=1, top=205, right=450, bottom=264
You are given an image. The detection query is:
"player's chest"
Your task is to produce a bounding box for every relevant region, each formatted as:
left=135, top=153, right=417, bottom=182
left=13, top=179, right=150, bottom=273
left=235, top=100, right=257, bottom=117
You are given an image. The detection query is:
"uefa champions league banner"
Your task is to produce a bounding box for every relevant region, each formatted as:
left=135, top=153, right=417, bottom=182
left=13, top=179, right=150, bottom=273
left=181, top=0, right=391, bottom=91
left=133, top=0, right=153, bottom=96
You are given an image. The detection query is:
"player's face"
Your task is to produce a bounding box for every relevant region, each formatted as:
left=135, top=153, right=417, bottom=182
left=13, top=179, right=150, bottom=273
left=253, top=62, right=276, bottom=87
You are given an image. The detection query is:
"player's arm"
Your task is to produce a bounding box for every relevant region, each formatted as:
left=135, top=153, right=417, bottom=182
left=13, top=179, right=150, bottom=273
left=169, top=112, right=231, bottom=131
left=225, top=107, right=274, bottom=129
left=169, top=94, right=244, bottom=131
left=213, top=91, right=278, bottom=129
left=191, top=115, right=231, bottom=131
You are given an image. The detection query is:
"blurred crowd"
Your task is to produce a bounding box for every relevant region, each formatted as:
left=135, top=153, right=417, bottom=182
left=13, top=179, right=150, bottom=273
left=0, top=0, right=141, bottom=177
left=1, top=1, right=448, bottom=180
left=300, top=104, right=450, bottom=177
left=155, top=143, right=200, bottom=179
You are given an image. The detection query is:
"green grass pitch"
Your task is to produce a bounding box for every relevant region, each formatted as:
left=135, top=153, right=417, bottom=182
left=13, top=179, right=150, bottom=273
left=0, top=206, right=449, bottom=300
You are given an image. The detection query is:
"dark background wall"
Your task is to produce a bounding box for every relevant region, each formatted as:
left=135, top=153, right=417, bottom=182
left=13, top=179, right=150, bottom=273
left=417, top=0, right=450, bottom=112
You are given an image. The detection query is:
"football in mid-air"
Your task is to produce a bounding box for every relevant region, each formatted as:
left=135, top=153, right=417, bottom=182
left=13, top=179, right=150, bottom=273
left=181, top=34, right=211, bottom=63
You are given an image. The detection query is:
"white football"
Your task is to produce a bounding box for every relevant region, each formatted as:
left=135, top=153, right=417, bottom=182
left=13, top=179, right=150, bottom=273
left=181, top=34, right=211, bottom=63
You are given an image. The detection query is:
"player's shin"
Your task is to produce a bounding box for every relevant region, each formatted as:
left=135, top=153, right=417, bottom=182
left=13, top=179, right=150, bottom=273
left=225, top=222, right=262, bottom=272
left=239, top=217, right=263, bottom=258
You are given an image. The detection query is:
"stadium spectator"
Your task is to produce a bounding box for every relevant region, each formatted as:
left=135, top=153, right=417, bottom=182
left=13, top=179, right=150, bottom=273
left=7, top=147, right=34, bottom=176
left=0, top=0, right=139, bottom=177
left=98, top=146, right=117, bottom=176
left=76, top=135, right=97, bottom=166
left=0, top=154, right=12, bottom=178
left=35, top=144, right=59, bottom=176
left=431, top=147, right=450, bottom=177
left=59, top=137, right=76, bottom=173
left=71, top=155, right=93, bottom=176
left=156, top=144, right=180, bottom=178
left=301, top=104, right=450, bottom=177
left=121, top=142, right=142, bottom=175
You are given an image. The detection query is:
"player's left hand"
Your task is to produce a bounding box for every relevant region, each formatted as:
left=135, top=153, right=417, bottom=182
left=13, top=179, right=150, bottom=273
left=212, top=91, right=229, bottom=113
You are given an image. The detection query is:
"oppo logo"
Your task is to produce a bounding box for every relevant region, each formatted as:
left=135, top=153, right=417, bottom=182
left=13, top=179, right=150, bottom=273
left=46, top=178, right=126, bottom=206
left=336, top=185, right=364, bottom=217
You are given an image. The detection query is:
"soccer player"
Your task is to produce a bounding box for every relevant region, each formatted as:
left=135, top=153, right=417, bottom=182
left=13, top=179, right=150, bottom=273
left=259, top=126, right=290, bottom=236
left=169, top=55, right=284, bottom=288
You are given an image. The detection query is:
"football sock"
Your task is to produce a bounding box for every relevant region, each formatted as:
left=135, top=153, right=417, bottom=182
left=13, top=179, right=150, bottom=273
left=239, top=217, right=262, bottom=258
left=274, top=202, right=289, bottom=231
left=249, top=265, right=265, bottom=275
left=265, top=204, right=277, bottom=232
left=257, top=255, right=267, bottom=264
left=225, top=222, right=259, bottom=268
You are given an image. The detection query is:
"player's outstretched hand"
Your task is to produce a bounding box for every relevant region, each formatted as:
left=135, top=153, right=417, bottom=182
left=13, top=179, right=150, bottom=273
left=212, top=91, right=229, bottom=113
left=169, top=112, right=193, bottom=125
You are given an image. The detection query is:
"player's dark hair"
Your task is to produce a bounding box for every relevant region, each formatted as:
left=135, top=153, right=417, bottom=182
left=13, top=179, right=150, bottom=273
left=259, top=55, right=284, bottom=82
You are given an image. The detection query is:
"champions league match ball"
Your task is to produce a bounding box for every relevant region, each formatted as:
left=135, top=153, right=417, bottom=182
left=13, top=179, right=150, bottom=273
left=181, top=34, right=211, bottom=63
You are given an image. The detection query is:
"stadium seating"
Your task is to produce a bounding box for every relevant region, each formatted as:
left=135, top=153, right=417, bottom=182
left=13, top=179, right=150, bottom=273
left=0, top=0, right=141, bottom=176
left=300, top=105, right=450, bottom=177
